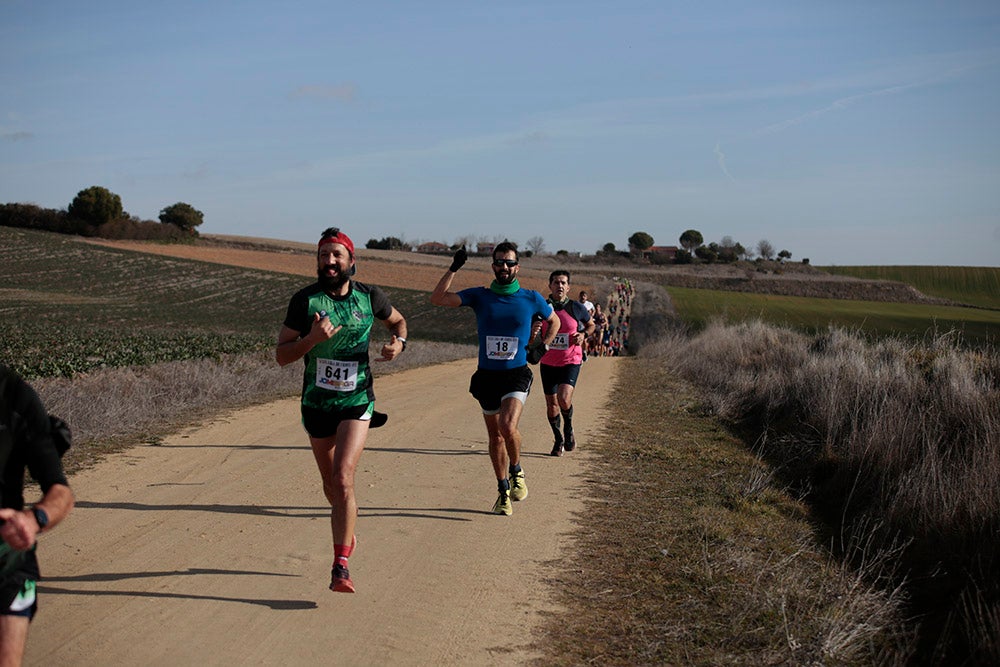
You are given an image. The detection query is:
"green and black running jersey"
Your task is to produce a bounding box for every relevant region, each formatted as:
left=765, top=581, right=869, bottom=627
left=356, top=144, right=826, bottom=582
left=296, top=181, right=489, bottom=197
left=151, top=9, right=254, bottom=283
left=282, top=281, right=394, bottom=412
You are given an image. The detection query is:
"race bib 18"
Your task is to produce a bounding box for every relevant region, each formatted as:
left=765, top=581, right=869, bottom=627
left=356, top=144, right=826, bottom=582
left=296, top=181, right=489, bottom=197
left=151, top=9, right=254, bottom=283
left=486, top=336, right=519, bottom=361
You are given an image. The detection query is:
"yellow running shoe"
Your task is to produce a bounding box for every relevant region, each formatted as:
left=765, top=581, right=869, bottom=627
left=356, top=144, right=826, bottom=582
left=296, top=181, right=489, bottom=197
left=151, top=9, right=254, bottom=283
left=510, top=470, right=528, bottom=501
left=492, top=489, right=512, bottom=515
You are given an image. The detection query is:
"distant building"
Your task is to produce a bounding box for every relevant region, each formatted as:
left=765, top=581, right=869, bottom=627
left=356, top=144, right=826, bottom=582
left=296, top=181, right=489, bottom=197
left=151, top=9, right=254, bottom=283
left=416, top=241, right=450, bottom=254
left=648, top=245, right=678, bottom=260
left=476, top=242, right=495, bottom=256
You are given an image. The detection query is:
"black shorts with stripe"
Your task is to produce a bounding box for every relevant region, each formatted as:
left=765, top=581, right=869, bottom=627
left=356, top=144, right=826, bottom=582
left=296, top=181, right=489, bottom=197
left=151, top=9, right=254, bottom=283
left=469, top=365, right=533, bottom=412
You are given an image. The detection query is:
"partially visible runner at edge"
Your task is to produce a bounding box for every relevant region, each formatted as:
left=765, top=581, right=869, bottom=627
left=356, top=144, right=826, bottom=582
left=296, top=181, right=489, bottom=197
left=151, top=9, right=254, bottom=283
left=531, top=270, right=595, bottom=457
left=276, top=227, right=407, bottom=592
left=0, top=366, right=75, bottom=667
left=430, top=242, right=560, bottom=516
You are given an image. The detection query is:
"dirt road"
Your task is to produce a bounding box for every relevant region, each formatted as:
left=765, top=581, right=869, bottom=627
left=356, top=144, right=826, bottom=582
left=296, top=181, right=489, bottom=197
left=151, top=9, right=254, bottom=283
left=25, top=357, right=618, bottom=666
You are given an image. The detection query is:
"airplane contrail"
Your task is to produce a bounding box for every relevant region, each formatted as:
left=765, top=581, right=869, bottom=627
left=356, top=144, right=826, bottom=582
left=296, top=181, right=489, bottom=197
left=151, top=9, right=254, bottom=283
left=714, top=142, right=737, bottom=182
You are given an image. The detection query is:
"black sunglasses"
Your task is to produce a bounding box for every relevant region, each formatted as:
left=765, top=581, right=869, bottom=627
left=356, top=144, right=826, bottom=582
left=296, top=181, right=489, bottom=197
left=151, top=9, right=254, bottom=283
left=492, top=259, right=519, bottom=267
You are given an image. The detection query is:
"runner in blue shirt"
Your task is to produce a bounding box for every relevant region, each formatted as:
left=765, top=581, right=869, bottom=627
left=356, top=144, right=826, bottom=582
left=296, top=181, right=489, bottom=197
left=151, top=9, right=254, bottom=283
left=431, top=242, right=560, bottom=515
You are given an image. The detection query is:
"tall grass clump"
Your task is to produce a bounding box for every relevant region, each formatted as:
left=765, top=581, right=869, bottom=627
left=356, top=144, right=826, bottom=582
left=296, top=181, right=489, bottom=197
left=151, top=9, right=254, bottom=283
left=551, top=283, right=912, bottom=664
left=667, top=318, right=1000, bottom=663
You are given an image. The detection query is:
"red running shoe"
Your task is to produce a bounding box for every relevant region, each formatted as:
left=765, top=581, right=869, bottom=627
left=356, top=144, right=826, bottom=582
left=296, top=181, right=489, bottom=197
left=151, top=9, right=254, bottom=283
left=330, top=564, right=355, bottom=593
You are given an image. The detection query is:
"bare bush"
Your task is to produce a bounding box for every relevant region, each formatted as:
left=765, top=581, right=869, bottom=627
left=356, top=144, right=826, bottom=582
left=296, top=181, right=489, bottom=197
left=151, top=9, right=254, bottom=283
left=653, top=315, right=1000, bottom=662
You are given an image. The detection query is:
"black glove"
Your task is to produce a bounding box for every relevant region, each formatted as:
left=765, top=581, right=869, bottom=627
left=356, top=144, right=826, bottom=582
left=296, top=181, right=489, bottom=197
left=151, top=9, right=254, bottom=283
left=526, top=341, right=548, bottom=365
left=449, top=246, right=468, bottom=272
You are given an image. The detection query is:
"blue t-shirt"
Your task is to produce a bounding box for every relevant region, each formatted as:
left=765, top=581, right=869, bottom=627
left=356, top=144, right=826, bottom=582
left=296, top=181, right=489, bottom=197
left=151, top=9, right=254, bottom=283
left=459, top=287, right=554, bottom=370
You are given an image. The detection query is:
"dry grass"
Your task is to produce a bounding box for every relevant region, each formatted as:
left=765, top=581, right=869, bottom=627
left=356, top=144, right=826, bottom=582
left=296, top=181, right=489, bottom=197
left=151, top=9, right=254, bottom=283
left=533, top=355, right=911, bottom=665
left=34, top=341, right=475, bottom=475
left=656, top=317, right=1000, bottom=663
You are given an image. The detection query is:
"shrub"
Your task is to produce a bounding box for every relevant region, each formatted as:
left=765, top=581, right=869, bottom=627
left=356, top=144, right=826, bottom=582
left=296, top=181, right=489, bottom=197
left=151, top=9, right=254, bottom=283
left=95, top=218, right=193, bottom=241
left=666, top=319, right=1000, bottom=663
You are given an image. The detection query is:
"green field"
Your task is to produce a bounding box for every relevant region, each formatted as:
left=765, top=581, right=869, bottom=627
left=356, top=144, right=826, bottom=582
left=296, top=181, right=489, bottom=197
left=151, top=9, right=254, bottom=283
left=665, top=285, right=1000, bottom=346
left=5, top=226, right=997, bottom=378
left=822, top=265, right=1000, bottom=310
left=0, top=227, right=475, bottom=378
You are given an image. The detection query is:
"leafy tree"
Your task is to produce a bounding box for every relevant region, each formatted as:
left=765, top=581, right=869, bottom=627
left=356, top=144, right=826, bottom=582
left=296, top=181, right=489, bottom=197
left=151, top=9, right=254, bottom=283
left=159, top=202, right=204, bottom=234
left=695, top=245, right=717, bottom=263
left=526, top=236, right=545, bottom=255
left=628, top=231, right=654, bottom=256
left=673, top=248, right=693, bottom=264
left=600, top=242, right=617, bottom=256
left=757, top=239, right=775, bottom=260
left=718, top=246, right=739, bottom=263
left=778, top=249, right=792, bottom=262
left=68, top=186, right=123, bottom=228
left=679, top=229, right=703, bottom=252
left=733, top=242, right=747, bottom=260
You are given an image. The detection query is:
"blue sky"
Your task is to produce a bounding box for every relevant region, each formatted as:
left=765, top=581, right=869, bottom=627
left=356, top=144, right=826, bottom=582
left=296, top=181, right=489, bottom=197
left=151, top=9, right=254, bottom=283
left=2, top=1, right=998, bottom=266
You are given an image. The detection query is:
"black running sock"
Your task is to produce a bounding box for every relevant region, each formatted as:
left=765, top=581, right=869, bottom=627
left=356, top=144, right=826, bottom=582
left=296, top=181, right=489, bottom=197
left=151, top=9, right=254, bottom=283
left=548, top=414, right=562, bottom=441
left=498, top=478, right=510, bottom=493
left=561, top=406, right=574, bottom=436
left=509, top=463, right=522, bottom=477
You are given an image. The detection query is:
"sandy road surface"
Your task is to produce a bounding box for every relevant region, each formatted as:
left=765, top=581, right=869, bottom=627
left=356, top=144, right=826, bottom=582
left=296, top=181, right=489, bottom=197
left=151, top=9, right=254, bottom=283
left=25, top=357, right=618, bottom=666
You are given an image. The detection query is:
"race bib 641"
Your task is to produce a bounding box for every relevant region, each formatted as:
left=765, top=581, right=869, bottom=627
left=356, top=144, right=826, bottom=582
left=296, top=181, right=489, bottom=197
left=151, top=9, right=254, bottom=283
left=316, top=358, right=358, bottom=391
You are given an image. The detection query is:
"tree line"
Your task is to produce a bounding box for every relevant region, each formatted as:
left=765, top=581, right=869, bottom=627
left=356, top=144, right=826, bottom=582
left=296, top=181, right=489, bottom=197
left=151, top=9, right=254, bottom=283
left=0, top=185, right=204, bottom=241
left=3, top=186, right=799, bottom=266
left=399, top=230, right=802, bottom=265
left=622, top=229, right=801, bottom=265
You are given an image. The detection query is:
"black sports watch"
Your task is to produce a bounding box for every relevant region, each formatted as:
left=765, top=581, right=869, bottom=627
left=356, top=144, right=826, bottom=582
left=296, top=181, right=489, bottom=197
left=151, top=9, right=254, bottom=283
left=397, top=337, right=407, bottom=351
left=32, top=506, right=49, bottom=532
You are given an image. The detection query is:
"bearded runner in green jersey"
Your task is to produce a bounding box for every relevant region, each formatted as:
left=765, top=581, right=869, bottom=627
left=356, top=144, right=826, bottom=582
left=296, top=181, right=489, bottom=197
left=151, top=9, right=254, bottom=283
left=277, top=227, right=407, bottom=593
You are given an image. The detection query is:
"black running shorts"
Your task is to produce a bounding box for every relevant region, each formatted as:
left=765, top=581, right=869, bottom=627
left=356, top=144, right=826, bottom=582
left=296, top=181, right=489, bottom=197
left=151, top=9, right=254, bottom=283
left=469, top=365, right=533, bottom=412
left=540, top=363, right=581, bottom=395
left=301, top=402, right=373, bottom=439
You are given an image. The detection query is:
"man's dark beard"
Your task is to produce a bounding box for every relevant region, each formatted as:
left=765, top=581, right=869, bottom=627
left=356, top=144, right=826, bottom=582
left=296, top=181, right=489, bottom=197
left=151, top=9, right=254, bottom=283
left=494, top=271, right=516, bottom=285
left=317, top=267, right=350, bottom=291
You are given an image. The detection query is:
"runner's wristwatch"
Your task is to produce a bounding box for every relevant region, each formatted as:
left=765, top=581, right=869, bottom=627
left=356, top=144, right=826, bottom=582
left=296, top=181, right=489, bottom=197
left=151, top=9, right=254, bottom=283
left=32, top=506, right=49, bottom=531
left=397, top=337, right=407, bottom=351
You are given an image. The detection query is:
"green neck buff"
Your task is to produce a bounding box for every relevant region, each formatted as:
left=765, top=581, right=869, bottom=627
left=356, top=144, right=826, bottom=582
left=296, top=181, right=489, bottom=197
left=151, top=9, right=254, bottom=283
left=490, top=278, right=520, bottom=295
